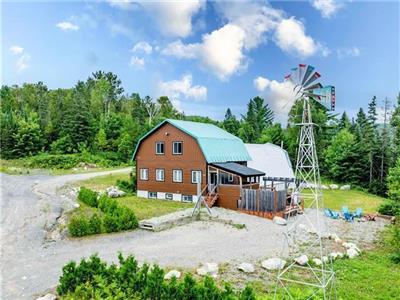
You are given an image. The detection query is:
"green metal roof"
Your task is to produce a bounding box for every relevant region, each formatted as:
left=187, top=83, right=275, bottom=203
left=132, top=119, right=252, bottom=163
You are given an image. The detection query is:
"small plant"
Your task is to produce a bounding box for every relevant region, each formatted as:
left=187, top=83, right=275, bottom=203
left=232, top=223, right=246, bottom=230
left=78, top=187, right=98, bottom=207
left=116, top=174, right=136, bottom=193
left=68, top=215, right=91, bottom=237
left=98, top=194, right=118, bottom=213
left=88, top=214, right=103, bottom=234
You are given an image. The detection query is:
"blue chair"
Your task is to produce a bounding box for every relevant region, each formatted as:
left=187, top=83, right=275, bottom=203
left=353, top=208, right=363, bottom=218
left=343, top=211, right=354, bottom=222
left=324, top=209, right=331, bottom=218
left=342, top=206, right=350, bottom=215
left=329, top=209, right=340, bottom=219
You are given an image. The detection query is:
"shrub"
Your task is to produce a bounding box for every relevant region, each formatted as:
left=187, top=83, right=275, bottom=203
left=68, top=215, right=91, bottom=237
left=117, top=206, right=138, bottom=230
left=116, top=174, right=136, bottom=193
left=88, top=214, right=103, bottom=234
left=98, top=194, right=119, bottom=214
left=78, top=187, right=98, bottom=207
left=387, top=216, right=400, bottom=264
left=378, top=200, right=400, bottom=216
left=103, top=214, right=120, bottom=233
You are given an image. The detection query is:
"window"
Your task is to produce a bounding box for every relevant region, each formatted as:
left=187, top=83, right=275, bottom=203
left=155, top=142, right=164, bottom=155
left=173, top=141, right=183, bottom=155
left=165, top=193, right=173, bottom=200
left=173, top=169, right=183, bottom=182
left=182, top=195, right=193, bottom=202
left=191, top=170, right=202, bottom=184
left=139, top=168, right=148, bottom=180
left=228, top=173, right=234, bottom=182
left=149, top=192, right=157, bottom=199
left=156, top=169, right=164, bottom=181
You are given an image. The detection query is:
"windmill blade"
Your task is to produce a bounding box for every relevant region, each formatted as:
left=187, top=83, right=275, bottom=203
left=303, top=71, right=321, bottom=88
left=304, top=82, right=322, bottom=91
left=309, top=86, right=336, bottom=111
left=291, top=67, right=299, bottom=84
left=298, top=64, right=307, bottom=84
left=301, top=65, right=315, bottom=85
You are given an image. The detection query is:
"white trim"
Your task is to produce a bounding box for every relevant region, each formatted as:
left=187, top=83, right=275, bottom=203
left=157, top=192, right=166, bottom=200
left=137, top=190, right=148, bottom=198
left=172, top=193, right=182, bottom=201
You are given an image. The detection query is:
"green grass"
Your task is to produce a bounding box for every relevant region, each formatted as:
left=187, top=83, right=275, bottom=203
left=304, top=189, right=386, bottom=213
left=73, top=173, right=132, bottom=190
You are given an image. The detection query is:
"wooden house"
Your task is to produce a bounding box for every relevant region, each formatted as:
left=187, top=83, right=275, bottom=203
left=132, top=119, right=288, bottom=218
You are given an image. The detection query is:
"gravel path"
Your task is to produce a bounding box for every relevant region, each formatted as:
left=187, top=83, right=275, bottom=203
left=0, top=170, right=389, bottom=299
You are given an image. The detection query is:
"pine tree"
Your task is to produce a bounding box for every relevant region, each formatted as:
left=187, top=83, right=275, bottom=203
left=338, top=111, right=351, bottom=130
left=391, top=93, right=400, bottom=157
left=222, top=108, right=240, bottom=136
left=13, top=113, right=43, bottom=157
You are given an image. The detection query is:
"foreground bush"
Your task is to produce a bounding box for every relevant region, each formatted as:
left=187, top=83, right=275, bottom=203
left=57, top=254, right=256, bottom=300
left=378, top=200, right=400, bottom=216
left=78, top=187, right=98, bottom=207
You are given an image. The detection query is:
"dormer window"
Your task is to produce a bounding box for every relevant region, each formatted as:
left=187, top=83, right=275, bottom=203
left=173, top=141, right=183, bottom=155
left=156, top=141, right=164, bottom=155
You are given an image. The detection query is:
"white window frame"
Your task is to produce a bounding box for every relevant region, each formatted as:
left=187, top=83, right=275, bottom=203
left=182, top=195, right=193, bottom=202
left=155, top=141, right=164, bottom=155
left=191, top=170, right=202, bottom=184
left=173, top=169, right=183, bottom=182
left=172, top=141, right=183, bottom=155
left=156, top=169, right=165, bottom=181
left=139, top=168, right=148, bottom=181
left=149, top=192, right=157, bottom=199
left=228, top=173, right=234, bottom=182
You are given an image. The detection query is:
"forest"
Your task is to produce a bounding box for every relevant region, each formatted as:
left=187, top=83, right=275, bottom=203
left=1, top=71, right=399, bottom=201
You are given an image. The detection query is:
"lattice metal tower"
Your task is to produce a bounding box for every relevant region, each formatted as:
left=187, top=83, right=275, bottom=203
left=274, top=65, right=336, bottom=300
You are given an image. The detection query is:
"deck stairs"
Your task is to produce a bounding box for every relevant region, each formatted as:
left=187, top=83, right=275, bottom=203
left=205, top=192, right=219, bottom=208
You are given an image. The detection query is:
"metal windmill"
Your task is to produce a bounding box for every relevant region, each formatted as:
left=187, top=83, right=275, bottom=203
left=274, top=64, right=337, bottom=300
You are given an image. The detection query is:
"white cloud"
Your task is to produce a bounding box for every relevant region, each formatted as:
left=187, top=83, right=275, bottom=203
left=129, top=56, right=145, bottom=68
left=311, top=0, right=342, bottom=18
left=159, top=74, right=207, bottom=103
left=161, top=40, right=199, bottom=59
left=336, top=46, right=361, bottom=59
left=109, top=22, right=134, bottom=38
left=131, top=41, right=152, bottom=54
left=107, top=0, right=137, bottom=10
left=16, top=54, right=31, bottom=72
left=274, top=17, right=318, bottom=58
left=253, top=76, right=297, bottom=123
left=254, top=76, right=270, bottom=92
left=56, top=21, right=79, bottom=31
left=143, top=1, right=204, bottom=38
left=9, top=46, right=24, bottom=55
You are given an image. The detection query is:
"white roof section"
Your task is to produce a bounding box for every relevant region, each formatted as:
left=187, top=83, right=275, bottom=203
left=245, top=143, right=295, bottom=180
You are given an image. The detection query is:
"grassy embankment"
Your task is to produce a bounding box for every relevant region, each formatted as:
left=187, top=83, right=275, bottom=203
left=73, top=173, right=193, bottom=221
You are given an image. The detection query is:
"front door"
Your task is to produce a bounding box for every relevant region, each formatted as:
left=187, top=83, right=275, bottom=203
left=209, top=172, right=217, bottom=192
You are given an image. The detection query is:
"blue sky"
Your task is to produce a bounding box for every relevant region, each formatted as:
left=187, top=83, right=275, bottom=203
left=2, top=0, right=399, bottom=122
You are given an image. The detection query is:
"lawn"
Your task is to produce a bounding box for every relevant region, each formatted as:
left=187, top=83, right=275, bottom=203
left=73, top=173, right=132, bottom=190
left=304, top=189, right=386, bottom=213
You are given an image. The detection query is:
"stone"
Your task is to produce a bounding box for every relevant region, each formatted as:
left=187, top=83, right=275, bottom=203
left=312, top=258, right=322, bottom=266
left=273, top=216, right=287, bottom=226
left=336, top=252, right=344, bottom=258
left=106, top=186, right=126, bottom=198
left=73, top=202, right=80, bottom=208
left=164, top=270, right=181, bottom=280
left=307, top=228, right=317, bottom=235
left=295, top=255, right=309, bottom=266
left=237, top=262, right=255, bottom=273
left=347, top=248, right=359, bottom=258
left=261, top=258, right=286, bottom=270
left=36, top=294, right=56, bottom=300
left=322, top=256, right=329, bottom=263
left=329, top=184, right=339, bottom=190
left=335, top=237, right=342, bottom=244
left=298, top=224, right=308, bottom=231
left=321, top=185, right=330, bottom=190
left=342, top=242, right=360, bottom=253
left=340, top=185, right=351, bottom=190
left=329, top=252, right=338, bottom=260
left=196, top=263, right=218, bottom=276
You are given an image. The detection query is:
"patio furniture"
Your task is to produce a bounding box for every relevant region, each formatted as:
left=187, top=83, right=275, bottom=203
left=353, top=208, right=363, bottom=218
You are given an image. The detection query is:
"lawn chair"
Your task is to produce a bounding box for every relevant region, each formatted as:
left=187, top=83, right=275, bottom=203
left=343, top=211, right=354, bottom=222
left=324, top=208, right=339, bottom=219
left=324, top=209, right=332, bottom=218
left=353, top=208, right=363, bottom=218
left=342, top=206, right=350, bottom=215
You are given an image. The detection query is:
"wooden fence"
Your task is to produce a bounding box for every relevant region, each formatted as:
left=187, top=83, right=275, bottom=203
left=237, top=189, right=286, bottom=219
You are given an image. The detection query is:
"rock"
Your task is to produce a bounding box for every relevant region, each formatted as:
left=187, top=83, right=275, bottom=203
left=295, top=255, right=309, bottom=266
left=347, top=248, right=359, bottom=258
left=312, top=258, right=322, bottom=266
left=322, top=256, right=329, bottom=263
left=321, top=185, right=330, bottom=190
left=164, top=270, right=181, bottom=280
left=342, top=242, right=360, bottom=253
left=36, top=294, right=56, bottom=300
left=329, top=184, right=339, bottom=190
left=273, top=216, right=287, bottom=226
left=261, top=258, right=286, bottom=270
left=196, top=263, right=218, bottom=276
left=106, top=186, right=126, bottom=198
left=298, top=224, right=308, bottom=231
left=73, top=202, right=80, bottom=208
left=329, top=252, right=338, bottom=260
left=237, top=262, right=255, bottom=273
left=307, top=228, right=317, bottom=235
left=340, top=185, right=351, bottom=190
left=336, top=252, right=344, bottom=258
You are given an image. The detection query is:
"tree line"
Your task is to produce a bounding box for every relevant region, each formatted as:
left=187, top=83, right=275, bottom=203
left=1, top=71, right=399, bottom=197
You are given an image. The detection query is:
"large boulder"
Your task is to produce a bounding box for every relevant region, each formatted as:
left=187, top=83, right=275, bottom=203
left=329, top=184, right=339, bottom=190
left=106, top=186, right=126, bottom=198
left=237, top=262, right=255, bottom=273
left=295, top=255, right=309, bottom=266
left=273, top=216, right=287, bottom=226
left=340, top=185, right=351, bottom=190
left=261, top=258, right=286, bottom=270
left=197, top=263, right=218, bottom=277
left=321, top=185, right=330, bottom=190
left=342, top=242, right=360, bottom=253
left=164, top=270, right=181, bottom=280
left=36, top=294, right=56, bottom=300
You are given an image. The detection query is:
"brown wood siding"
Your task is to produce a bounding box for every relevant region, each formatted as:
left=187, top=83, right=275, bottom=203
left=136, top=123, right=207, bottom=195
left=216, top=185, right=241, bottom=210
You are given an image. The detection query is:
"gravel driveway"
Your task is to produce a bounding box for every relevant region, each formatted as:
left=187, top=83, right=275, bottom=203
left=0, top=170, right=388, bottom=299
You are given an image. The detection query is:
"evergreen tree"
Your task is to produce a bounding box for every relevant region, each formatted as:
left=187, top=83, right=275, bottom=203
left=222, top=108, right=240, bottom=136
left=338, top=111, right=351, bottom=130
left=157, top=96, right=179, bottom=119
left=13, top=113, right=43, bottom=157
left=391, top=93, right=400, bottom=157
left=259, top=123, right=285, bottom=145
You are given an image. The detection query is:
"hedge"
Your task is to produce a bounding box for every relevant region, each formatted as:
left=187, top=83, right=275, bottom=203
left=78, top=187, right=98, bottom=207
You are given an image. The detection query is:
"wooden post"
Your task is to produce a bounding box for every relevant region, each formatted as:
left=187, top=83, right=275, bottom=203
left=274, top=190, right=278, bottom=214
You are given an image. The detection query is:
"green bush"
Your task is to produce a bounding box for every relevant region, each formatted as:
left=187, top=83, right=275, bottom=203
left=116, top=174, right=136, bottom=193
left=103, top=213, right=120, bottom=233
left=78, top=187, right=98, bottom=207
left=378, top=200, right=400, bottom=216
left=68, top=215, right=91, bottom=237
left=88, top=214, right=103, bottom=234
left=57, top=253, right=256, bottom=299
left=98, top=194, right=119, bottom=214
